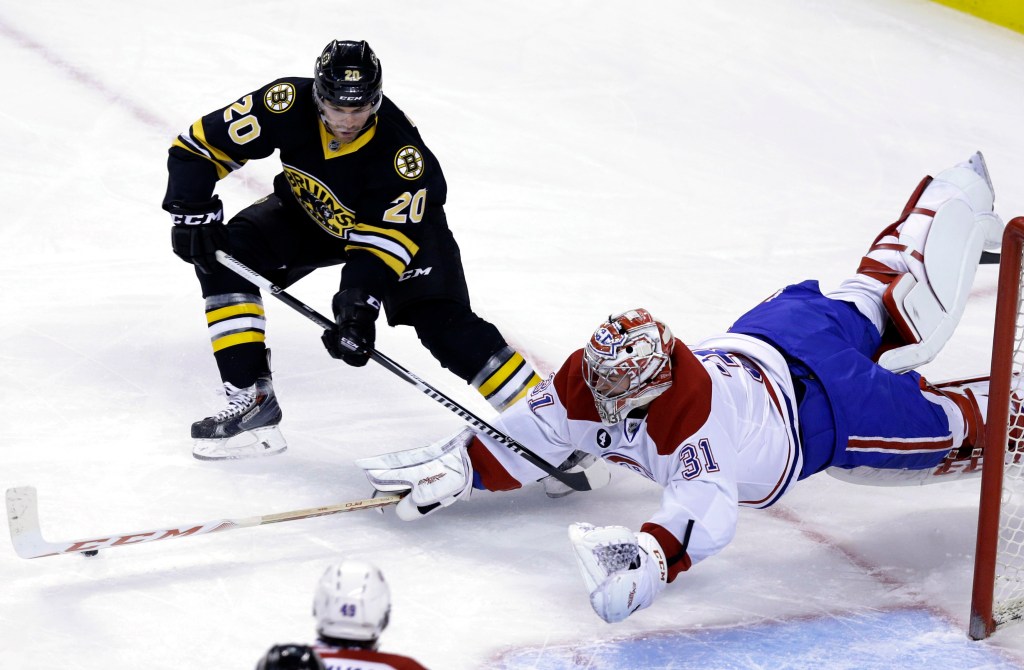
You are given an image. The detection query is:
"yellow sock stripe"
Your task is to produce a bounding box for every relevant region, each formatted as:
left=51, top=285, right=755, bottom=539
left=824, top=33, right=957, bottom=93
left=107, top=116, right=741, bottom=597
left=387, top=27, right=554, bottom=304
left=206, top=302, right=266, bottom=324
left=211, top=331, right=266, bottom=353
left=476, top=352, right=528, bottom=398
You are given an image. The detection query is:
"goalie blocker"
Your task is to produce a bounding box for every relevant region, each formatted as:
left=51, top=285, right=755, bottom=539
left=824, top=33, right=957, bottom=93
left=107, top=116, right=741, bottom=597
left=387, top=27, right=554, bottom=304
left=357, top=429, right=611, bottom=521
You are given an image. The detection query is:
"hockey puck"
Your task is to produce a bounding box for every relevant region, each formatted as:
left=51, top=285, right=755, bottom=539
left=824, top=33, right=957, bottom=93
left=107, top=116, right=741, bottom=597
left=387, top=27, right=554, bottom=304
left=82, top=550, right=99, bottom=557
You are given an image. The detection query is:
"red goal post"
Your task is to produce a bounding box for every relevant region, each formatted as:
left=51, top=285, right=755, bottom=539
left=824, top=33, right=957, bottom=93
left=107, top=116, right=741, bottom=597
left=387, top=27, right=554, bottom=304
left=970, top=216, right=1024, bottom=640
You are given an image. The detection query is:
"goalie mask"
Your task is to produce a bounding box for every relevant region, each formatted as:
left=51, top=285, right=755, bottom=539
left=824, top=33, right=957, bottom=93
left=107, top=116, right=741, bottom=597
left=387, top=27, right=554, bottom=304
left=312, top=560, right=391, bottom=646
left=582, top=308, right=674, bottom=425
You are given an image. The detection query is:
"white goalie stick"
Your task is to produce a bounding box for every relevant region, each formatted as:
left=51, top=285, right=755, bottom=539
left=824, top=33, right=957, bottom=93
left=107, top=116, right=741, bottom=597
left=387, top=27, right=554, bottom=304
left=215, top=251, right=594, bottom=492
left=6, top=486, right=402, bottom=559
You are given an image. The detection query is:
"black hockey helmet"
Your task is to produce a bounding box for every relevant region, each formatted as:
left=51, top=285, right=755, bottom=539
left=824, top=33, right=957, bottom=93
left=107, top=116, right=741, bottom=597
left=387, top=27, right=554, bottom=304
left=313, top=40, right=383, bottom=108
left=255, top=644, right=325, bottom=670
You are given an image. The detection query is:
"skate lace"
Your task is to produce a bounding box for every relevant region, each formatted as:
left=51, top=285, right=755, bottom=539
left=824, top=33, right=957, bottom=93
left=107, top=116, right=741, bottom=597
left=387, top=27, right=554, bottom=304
left=212, top=384, right=258, bottom=422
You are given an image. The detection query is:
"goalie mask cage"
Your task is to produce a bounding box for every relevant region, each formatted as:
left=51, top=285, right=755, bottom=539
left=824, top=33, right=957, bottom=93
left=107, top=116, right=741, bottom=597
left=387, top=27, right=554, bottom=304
left=970, top=216, right=1024, bottom=640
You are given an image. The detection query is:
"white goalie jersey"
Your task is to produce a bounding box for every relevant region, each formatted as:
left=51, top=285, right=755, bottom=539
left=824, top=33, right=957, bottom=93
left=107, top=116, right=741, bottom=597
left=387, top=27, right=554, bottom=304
left=468, top=332, right=803, bottom=578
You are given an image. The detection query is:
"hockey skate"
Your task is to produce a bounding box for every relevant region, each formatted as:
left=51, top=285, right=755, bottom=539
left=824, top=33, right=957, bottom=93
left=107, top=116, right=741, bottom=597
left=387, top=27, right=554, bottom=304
left=191, top=375, right=286, bottom=460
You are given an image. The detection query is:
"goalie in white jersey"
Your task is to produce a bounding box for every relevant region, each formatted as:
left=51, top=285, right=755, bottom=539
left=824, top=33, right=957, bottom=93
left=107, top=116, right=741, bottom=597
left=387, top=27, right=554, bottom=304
left=356, top=152, right=1005, bottom=624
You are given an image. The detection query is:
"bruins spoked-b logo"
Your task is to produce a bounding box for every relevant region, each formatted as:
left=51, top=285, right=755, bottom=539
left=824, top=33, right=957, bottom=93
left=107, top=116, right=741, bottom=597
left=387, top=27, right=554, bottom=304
left=395, top=145, right=424, bottom=180
left=282, top=164, right=357, bottom=238
left=264, top=83, right=295, bottom=113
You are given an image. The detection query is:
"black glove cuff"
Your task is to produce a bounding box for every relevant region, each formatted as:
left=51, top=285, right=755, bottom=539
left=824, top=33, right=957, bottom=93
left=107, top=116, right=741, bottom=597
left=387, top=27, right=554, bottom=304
left=167, top=196, right=225, bottom=226
left=332, top=288, right=382, bottom=323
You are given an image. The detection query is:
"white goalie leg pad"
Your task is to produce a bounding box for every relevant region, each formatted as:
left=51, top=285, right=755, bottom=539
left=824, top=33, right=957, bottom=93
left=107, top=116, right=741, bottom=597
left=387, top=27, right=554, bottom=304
left=542, top=451, right=612, bottom=499
left=932, top=155, right=996, bottom=231
left=873, top=157, right=1003, bottom=373
left=355, top=428, right=474, bottom=521
left=568, top=523, right=668, bottom=623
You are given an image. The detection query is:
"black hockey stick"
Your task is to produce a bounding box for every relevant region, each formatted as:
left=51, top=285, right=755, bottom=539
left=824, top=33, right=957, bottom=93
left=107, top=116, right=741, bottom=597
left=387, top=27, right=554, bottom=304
left=215, top=251, right=593, bottom=492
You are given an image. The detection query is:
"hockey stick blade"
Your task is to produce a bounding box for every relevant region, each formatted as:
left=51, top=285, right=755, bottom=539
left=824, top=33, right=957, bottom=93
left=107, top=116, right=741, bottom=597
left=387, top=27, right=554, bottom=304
left=214, top=251, right=592, bottom=492
left=6, top=486, right=402, bottom=559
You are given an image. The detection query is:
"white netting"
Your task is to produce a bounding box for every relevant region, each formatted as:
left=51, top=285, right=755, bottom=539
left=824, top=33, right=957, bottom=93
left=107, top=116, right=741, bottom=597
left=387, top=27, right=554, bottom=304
left=593, top=542, right=640, bottom=574
left=992, top=252, right=1024, bottom=627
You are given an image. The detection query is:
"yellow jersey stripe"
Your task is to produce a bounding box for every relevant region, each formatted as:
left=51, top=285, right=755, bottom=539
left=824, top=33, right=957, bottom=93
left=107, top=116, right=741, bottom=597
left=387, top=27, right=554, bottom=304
left=172, top=137, right=230, bottom=179
left=190, top=119, right=238, bottom=166
left=351, top=223, right=418, bottom=255
left=172, top=137, right=209, bottom=159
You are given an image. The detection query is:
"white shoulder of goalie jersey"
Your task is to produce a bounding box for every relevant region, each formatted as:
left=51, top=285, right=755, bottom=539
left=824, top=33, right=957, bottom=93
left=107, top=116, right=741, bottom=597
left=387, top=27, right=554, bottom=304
left=691, top=332, right=798, bottom=406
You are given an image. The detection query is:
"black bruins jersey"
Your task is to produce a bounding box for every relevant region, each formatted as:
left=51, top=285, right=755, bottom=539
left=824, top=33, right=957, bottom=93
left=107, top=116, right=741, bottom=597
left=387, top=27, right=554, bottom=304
left=163, top=77, right=447, bottom=281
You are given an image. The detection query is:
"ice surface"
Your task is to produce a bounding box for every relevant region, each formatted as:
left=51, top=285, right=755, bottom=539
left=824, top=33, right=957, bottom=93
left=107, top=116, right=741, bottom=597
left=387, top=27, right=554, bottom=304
left=2, top=1, right=1024, bottom=668
left=495, top=610, right=1021, bottom=670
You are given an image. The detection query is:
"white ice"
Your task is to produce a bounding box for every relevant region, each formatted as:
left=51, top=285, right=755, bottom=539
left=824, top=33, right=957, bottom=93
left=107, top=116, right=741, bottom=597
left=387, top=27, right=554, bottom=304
left=2, top=1, right=1024, bottom=668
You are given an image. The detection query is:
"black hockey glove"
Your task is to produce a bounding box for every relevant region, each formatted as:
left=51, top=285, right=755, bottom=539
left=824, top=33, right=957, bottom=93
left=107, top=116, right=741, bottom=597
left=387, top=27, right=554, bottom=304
left=168, top=197, right=226, bottom=275
left=323, top=288, right=381, bottom=367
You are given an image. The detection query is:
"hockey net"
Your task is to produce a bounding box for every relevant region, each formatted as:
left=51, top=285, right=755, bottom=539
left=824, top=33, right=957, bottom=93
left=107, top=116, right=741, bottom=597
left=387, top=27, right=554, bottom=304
left=970, top=216, right=1024, bottom=640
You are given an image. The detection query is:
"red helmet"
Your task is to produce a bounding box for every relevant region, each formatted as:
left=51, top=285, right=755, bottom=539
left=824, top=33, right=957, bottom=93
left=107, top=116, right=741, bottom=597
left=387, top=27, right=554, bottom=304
left=582, top=308, right=674, bottom=424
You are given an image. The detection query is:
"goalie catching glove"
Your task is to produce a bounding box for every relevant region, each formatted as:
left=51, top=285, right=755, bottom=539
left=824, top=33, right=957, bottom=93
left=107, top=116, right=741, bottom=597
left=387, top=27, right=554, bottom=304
left=568, top=522, right=668, bottom=623
left=356, top=429, right=474, bottom=521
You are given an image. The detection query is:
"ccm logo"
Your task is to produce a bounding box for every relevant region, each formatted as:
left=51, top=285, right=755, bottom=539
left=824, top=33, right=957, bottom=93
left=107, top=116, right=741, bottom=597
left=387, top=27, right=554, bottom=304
left=171, top=211, right=223, bottom=226
left=63, top=524, right=223, bottom=552
left=400, top=267, right=432, bottom=282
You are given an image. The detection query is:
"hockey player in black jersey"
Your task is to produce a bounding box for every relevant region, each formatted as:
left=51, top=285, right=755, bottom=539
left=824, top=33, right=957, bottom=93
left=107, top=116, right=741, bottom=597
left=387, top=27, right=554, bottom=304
left=163, top=40, right=544, bottom=461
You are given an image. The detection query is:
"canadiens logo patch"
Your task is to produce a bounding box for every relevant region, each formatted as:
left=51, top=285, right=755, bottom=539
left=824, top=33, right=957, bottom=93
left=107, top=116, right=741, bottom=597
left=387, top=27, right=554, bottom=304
left=395, top=145, right=424, bottom=180
left=264, top=83, right=295, bottom=113
left=282, top=164, right=357, bottom=237
left=590, top=327, right=624, bottom=358
left=605, top=453, right=655, bottom=481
